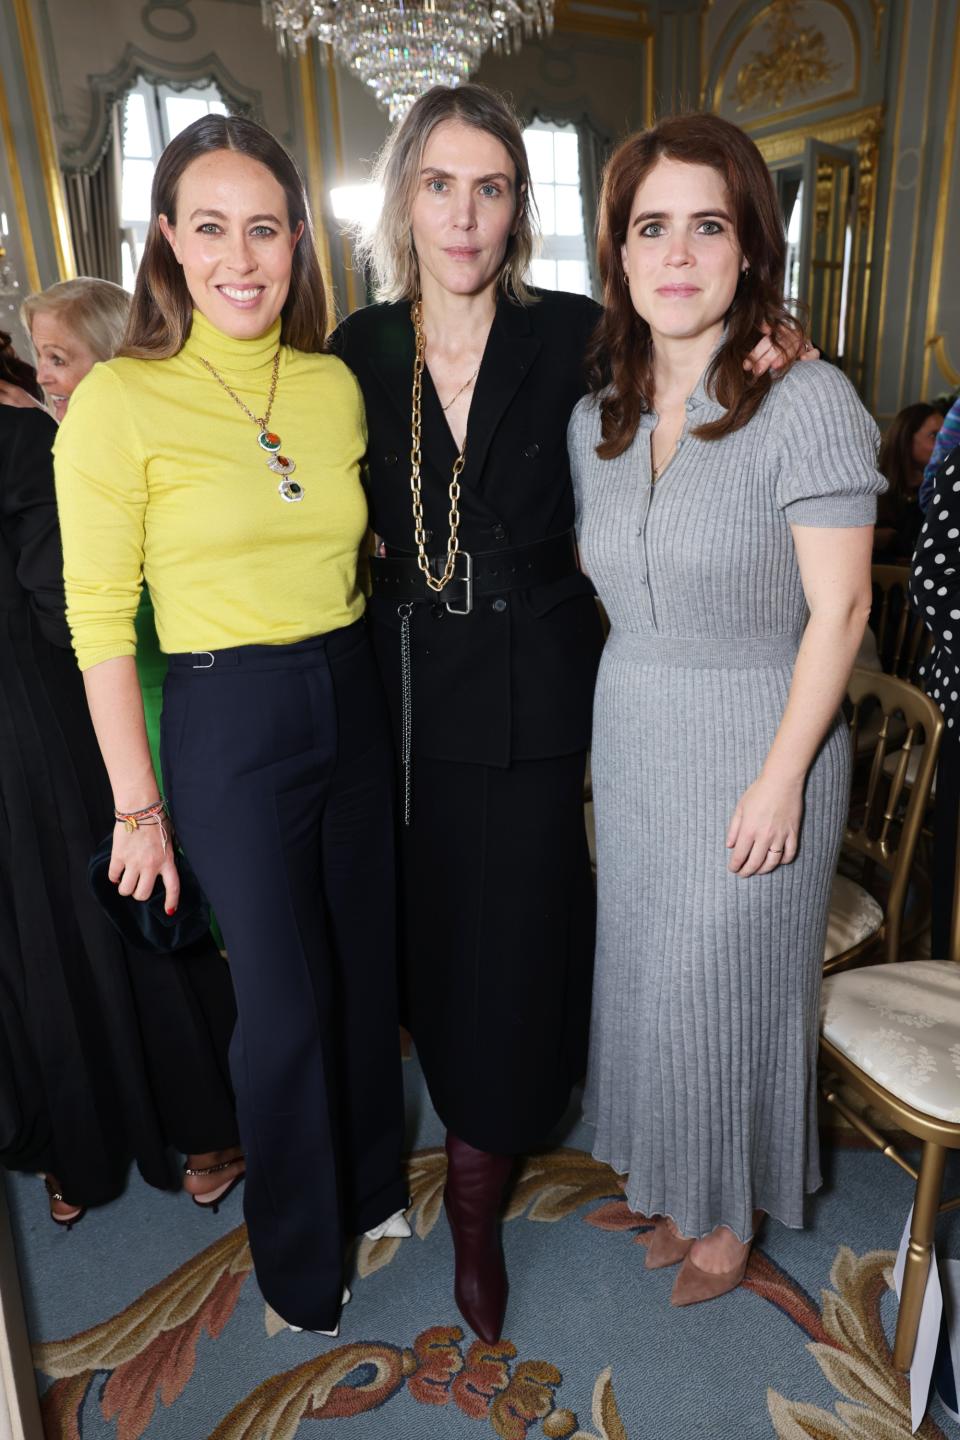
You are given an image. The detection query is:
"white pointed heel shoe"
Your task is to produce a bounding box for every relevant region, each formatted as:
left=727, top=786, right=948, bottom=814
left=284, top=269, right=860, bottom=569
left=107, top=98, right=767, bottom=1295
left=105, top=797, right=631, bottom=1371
left=364, top=1208, right=412, bottom=1241
left=288, top=1285, right=351, bottom=1336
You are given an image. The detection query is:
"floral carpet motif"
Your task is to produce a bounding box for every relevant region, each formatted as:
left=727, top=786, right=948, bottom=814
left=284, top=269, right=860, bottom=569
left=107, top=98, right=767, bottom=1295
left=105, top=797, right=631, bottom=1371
left=8, top=1061, right=960, bottom=1439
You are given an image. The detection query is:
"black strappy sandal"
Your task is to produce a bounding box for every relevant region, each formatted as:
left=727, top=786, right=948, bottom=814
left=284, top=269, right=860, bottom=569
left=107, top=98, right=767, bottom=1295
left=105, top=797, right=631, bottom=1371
left=183, top=1155, right=245, bottom=1214
left=42, top=1175, right=86, bottom=1231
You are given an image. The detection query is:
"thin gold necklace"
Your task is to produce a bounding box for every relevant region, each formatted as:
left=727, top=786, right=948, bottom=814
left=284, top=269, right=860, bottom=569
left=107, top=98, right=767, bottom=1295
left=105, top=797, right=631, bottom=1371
left=440, top=365, right=480, bottom=412
left=196, top=351, right=304, bottom=503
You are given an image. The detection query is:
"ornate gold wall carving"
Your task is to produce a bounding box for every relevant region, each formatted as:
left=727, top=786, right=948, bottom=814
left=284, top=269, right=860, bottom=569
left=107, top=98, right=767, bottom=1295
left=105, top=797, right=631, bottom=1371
left=732, top=0, right=838, bottom=112
left=752, top=102, right=882, bottom=163
left=709, top=0, right=860, bottom=131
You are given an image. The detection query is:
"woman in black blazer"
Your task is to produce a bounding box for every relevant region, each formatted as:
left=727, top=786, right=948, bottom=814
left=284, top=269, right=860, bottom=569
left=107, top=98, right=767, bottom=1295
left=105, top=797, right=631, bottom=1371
left=332, top=83, right=807, bottom=1342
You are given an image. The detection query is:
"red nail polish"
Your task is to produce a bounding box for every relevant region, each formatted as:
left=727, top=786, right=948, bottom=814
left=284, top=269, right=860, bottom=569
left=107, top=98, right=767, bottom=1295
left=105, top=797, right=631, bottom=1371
left=166, top=907, right=176, bottom=916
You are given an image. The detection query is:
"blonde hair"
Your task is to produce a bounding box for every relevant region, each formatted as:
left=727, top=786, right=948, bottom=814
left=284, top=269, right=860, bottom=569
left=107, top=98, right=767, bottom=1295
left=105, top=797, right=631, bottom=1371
left=21, top=277, right=131, bottom=363
left=358, top=83, right=538, bottom=305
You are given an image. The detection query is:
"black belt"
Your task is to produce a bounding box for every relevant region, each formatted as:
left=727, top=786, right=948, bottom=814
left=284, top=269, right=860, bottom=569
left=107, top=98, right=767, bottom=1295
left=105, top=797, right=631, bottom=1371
left=369, top=529, right=579, bottom=617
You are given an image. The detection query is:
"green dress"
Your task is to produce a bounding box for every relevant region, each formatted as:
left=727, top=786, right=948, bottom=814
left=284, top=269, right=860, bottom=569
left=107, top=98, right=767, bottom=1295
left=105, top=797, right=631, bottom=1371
left=134, top=588, right=165, bottom=783
left=135, top=589, right=223, bottom=947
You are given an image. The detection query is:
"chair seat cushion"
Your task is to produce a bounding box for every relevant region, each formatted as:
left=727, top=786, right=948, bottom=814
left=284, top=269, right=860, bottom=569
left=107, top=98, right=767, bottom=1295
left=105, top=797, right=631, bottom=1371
left=821, top=960, right=960, bottom=1121
left=824, top=874, right=884, bottom=962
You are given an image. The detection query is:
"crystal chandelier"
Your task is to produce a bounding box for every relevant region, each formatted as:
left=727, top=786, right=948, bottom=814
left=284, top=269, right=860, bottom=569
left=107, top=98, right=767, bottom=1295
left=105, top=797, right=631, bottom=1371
left=263, top=0, right=554, bottom=122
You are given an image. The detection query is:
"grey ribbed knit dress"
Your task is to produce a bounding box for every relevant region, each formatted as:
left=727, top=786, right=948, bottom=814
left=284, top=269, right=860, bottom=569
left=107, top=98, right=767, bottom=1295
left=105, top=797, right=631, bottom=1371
left=568, top=358, right=883, bottom=1241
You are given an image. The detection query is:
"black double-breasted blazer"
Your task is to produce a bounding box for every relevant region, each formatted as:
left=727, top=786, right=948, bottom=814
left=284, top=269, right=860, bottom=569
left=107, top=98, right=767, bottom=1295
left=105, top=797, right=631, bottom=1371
left=330, top=288, right=605, bottom=767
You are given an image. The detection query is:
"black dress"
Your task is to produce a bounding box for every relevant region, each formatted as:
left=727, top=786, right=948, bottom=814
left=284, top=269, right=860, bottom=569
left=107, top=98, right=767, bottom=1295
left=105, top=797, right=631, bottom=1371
left=331, top=288, right=604, bottom=1153
left=910, top=442, right=960, bottom=955
left=0, top=405, right=239, bottom=1206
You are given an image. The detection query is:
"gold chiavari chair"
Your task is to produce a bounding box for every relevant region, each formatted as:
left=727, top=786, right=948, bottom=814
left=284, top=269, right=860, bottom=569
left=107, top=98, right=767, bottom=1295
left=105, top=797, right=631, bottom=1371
left=819, top=679, right=958, bottom=1375
left=824, top=669, right=942, bottom=974
left=871, top=563, right=932, bottom=684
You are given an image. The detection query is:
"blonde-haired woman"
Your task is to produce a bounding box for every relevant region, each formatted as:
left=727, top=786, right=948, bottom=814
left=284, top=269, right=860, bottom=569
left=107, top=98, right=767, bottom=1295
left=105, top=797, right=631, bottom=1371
left=330, top=82, right=809, bottom=1342
left=0, top=278, right=129, bottom=418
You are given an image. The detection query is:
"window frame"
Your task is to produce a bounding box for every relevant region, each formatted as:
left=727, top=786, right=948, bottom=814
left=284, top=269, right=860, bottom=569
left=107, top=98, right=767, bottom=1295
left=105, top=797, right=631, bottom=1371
left=120, top=76, right=228, bottom=288
left=523, top=117, right=590, bottom=298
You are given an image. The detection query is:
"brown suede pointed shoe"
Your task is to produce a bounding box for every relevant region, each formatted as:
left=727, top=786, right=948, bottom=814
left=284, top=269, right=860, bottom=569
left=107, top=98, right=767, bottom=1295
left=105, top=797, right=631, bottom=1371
left=669, top=1245, right=751, bottom=1306
left=670, top=1211, right=762, bottom=1306
left=644, top=1218, right=695, bottom=1270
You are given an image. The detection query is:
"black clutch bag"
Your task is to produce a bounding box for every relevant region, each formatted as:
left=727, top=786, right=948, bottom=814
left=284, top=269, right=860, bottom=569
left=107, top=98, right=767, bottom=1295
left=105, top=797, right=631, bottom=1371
left=88, top=834, right=212, bottom=953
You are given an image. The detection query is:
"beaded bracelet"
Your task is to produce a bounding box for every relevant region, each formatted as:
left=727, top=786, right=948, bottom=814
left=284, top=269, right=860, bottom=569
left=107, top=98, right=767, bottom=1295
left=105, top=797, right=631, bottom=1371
left=114, top=800, right=170, bottom=855
left=114, top=799, right=167, bottom=830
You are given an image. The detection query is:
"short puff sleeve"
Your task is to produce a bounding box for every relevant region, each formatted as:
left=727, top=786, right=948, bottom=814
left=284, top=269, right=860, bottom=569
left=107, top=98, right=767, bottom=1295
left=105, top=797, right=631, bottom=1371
left=772, top=360, right=885, bottom=527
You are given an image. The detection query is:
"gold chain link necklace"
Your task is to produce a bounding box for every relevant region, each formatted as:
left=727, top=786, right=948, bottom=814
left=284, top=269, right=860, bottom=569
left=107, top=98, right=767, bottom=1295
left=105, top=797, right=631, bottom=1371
left=409, top=299, right=465, bottom=592
left=196, top=351, right=304, bottom=503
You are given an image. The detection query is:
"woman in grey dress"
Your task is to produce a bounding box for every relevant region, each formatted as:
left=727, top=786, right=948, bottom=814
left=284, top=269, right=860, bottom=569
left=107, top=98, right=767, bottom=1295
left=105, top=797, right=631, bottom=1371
left=568, top=114, right=883, bottom=1305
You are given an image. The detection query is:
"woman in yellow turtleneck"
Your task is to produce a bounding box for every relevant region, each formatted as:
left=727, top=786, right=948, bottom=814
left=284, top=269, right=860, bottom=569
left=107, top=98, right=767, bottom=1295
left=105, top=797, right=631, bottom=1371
left=54, top=115, right=407, bottom=1336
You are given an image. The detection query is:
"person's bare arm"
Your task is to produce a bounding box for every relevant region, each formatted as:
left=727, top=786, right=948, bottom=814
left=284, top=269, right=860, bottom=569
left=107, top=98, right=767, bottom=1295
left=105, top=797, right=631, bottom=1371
left=82, top=656, right=180, bottom=910
left=726, top=524, right=873, bottom=877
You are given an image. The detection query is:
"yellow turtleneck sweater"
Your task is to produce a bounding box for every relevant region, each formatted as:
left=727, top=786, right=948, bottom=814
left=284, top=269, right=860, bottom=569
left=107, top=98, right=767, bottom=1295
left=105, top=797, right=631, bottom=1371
left=54, top=310, right=368, bottom=671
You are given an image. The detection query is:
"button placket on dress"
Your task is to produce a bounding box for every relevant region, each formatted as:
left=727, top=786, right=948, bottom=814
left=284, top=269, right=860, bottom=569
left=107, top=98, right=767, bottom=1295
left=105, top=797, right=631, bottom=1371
left=636, top=401, right=697, bottom=631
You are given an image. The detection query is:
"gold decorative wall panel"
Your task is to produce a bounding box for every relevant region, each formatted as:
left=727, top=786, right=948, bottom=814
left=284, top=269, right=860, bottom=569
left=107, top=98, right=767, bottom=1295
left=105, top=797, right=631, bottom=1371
left=922, top=10, right=960, bottom=392
left=9, top=0, right=73, bottom=279
left=0, top=75, right=41, bottom=297
left=756, top=105, right=883, bottom=391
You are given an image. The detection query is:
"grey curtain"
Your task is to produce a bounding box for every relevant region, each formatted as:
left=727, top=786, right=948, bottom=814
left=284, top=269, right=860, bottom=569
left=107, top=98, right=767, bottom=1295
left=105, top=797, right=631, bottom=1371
left=64, top=104, right=123, bottom=283
left=577, top=117, right=610, bottom=301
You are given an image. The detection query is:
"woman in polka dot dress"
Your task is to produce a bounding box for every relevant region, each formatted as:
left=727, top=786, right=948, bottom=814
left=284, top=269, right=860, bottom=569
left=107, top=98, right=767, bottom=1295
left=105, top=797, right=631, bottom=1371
left=910, top=442, right=960, bottom=954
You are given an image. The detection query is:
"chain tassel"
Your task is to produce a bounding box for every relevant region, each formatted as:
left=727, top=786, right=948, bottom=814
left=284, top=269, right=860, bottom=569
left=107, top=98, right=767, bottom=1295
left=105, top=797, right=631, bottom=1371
left=398, top=603, right=414, bottom=826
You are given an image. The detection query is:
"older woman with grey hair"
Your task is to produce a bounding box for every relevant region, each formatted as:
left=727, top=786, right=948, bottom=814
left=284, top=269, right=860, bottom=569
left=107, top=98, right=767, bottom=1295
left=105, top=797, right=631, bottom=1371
left=0, top=279, right=242, bottom=1227
left=0, top=278, right=130, bottom=418
left=330, top=82, right=811, bottom=1342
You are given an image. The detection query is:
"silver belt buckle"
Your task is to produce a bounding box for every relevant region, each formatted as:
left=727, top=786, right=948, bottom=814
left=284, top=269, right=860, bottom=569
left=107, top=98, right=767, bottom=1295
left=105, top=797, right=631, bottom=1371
left=191, top=651, right=215, bottom=669
left=444, top=551, right=473, bottom=616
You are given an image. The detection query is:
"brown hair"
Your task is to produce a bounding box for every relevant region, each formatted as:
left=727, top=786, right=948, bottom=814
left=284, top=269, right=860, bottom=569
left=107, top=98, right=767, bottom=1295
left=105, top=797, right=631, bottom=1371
left=587, top=112, right=805, bottom=457
left=357, top=83, right=537, bottom=304
left=121, top=114, right=326, bottom=359
left=878, top=403, right=938, bottom=503
left=0, top=331, right=43, bottom=402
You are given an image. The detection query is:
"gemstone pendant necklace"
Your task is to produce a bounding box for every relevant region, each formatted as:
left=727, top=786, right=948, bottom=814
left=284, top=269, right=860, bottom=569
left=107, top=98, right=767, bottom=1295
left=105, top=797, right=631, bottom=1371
left=196, top=350, right=303, bottom=503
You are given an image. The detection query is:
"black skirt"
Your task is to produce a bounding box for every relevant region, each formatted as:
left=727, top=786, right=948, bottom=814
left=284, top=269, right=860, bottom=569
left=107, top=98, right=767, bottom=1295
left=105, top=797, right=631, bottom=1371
left=0, top=604, right=238, bottom=1207
left=400, top=750, right=594, bottom=1153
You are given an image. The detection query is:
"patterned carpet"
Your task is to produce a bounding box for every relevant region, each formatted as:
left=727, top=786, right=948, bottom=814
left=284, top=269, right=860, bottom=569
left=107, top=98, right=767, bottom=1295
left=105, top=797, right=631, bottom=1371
left=7, top=1047, right=960, bottom=1440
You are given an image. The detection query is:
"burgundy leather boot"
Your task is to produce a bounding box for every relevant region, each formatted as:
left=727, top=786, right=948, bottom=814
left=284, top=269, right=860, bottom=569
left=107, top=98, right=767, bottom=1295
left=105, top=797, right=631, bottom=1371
left=444, top=1132, right=513, bottom=1342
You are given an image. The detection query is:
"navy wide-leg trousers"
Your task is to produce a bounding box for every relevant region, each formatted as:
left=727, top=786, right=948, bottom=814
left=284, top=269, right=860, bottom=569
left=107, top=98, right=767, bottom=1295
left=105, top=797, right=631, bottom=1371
left=160, top=620, right=407, bottom=1330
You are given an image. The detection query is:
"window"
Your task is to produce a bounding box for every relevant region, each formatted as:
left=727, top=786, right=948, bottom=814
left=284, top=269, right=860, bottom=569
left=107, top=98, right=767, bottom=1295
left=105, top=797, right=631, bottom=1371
left=121, top=78, right=228, bottom=289
left=784, top=179, right=803, bottom=305
left=523, top=120, right=590, bottom=297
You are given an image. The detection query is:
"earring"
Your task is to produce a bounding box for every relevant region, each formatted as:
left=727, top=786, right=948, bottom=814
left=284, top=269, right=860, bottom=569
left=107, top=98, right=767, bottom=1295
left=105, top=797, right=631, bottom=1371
left=741, top=266, right=751, bottom=279
left=623, top=271, right=630, bottom=286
